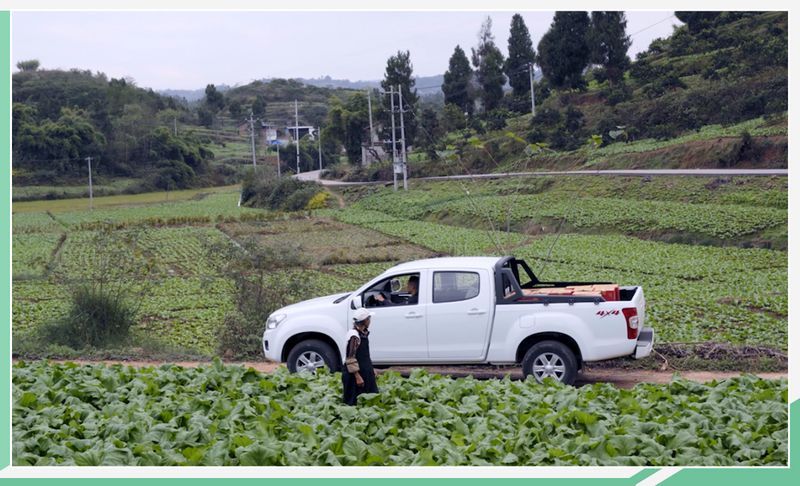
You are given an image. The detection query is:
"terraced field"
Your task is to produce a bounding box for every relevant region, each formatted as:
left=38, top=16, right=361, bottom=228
left=11, top=189, right=430, bottom=354
left=11, top=175, right=788, bottom=359
left=345, top=176, right=787, bottom=246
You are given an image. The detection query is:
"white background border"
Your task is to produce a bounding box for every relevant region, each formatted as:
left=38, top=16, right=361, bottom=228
left=4, top=0, right=795, bottom=479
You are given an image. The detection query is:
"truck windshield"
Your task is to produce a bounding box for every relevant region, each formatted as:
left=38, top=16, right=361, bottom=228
left=333, top=294, right=351, bottom=304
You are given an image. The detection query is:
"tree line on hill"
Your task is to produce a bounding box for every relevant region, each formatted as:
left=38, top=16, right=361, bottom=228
left=12, top=62, right=217, bottom=190
left=12, top=11, right=787, bottom=190
left=307, top=11, right=786, bottom=171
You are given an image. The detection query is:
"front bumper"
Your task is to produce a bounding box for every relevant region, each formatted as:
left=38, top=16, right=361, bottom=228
left=262, top=329, right=280, bottom=361
left=633, top=327, right=655, bottom=359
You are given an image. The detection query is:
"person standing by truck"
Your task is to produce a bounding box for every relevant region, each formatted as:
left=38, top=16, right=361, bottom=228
left=341, top=307, right=379, bottom=405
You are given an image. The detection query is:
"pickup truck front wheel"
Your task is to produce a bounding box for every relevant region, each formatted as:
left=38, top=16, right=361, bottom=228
left=522, top=341, right=578, bottom=385
left=287, top=339, right=340, bottom=374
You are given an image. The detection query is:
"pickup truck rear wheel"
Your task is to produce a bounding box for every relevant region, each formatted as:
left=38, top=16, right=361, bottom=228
left=522, top=341, right=578, bottom=385
left=287, top=339, right=340, bottom=374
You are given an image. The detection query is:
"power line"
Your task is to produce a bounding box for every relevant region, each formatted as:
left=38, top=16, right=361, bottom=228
left=414, top=65, right=533, bottom=92
left=629, top=14, right=677, bottom=38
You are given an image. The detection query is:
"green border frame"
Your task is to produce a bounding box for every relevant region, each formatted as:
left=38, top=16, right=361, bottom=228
left=2, top=8, right=10, bottom=473
left=0, top=9, right=795, bottom=484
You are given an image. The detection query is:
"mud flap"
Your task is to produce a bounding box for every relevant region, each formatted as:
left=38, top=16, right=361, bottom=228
left=634, top=327, right=655, bottom=359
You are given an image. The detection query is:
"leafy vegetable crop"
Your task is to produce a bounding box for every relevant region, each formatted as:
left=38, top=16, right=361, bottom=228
left=12, top=361, right=787, bottom=466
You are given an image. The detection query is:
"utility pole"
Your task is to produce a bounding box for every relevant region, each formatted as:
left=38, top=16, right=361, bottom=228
left=529, top=63, right=536, bottom=117
left=388, top=87, right=398, bottom=191
left=249, top=112, right=257, bottom=167
left=275, top=142, right=281, bottom=177
left=294, top=100, right=300, bottom=174
left=398, top=84, right=408, bottom=191
left=367, top=89, right=375, bottom=146
left=85, top=156, right=93, bottom=209
left=173, top=116, right=177, bottom=136
left=317, top=127, right=323, bottom=172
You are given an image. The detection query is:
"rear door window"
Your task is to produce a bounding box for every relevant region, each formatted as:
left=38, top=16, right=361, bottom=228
left=433, top=271, right=480, bottom=303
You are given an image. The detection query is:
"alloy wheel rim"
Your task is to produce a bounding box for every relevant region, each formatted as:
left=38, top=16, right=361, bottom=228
left=532, top=352, right=566, bottom=382
left=297, top=351, right=325, bottom=373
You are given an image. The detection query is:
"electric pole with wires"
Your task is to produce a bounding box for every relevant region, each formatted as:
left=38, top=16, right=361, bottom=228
left=86, top=156, right=93, bottom=210
left=397, top=84, right=408, bottom=191
left=294, top=100, right=300, bottom=174
left=249, top=112, right=257, bottom=167
left=317, top=127, right=323, bottom=172
left=528, top=63, right=536, bottom=117
left=387, top=87, right=398, bottom=191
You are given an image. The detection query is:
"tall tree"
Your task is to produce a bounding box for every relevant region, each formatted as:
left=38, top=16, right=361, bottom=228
left=326, top=94, right=371, bottom=165
left=204, top=84, right=225, bottom=112
left=471, top=17, right=507, bottom=112
left=380, top=50, right=419, bottom=147
left=537, top=12, right=592, bottom=90
left=418, top=107, right=441, bottom=159
left=589, top=12, right=631, bottom=84
left=251, top=95, right=266, bottom=118
left=674, top=12, right=721, bottom=32
left=228, top=99, right=244, bottom=120
left=504, top=14, right=536, bottom=97
left=16, top=59, right=40, bottom=72
left=442, top=45, right=474, bottom=114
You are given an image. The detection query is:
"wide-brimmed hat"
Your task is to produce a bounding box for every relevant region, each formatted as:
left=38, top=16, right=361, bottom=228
left=353, top=307, right=375, bottom=323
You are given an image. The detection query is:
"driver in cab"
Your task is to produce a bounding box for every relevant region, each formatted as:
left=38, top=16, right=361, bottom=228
left=375, top=275, right=418, bottom=306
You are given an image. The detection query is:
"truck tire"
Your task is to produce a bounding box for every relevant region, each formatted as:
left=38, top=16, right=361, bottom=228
left=521, top=340, right=578, bottom=385
left=287, top=339, right=340, bottom=374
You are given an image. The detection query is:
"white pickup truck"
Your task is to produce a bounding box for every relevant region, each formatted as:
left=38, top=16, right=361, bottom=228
left=262, top=256, right=654, bottom=385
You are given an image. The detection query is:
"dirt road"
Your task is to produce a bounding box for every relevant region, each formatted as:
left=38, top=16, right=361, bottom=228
left=295, top=168, right=788, bottom=187
left=21, top=359, right=785, bottom=389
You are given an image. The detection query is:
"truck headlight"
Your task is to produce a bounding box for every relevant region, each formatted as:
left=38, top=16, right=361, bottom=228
left=266, top=313, right=287, bottom=330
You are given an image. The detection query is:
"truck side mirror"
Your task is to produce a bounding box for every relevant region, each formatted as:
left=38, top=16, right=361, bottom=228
left=390, top=278, right=401, bottom=292
left=350, top=296, right=363, bottom=310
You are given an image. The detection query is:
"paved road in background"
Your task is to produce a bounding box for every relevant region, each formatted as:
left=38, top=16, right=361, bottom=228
left=295, top=168, right=788, bottom=186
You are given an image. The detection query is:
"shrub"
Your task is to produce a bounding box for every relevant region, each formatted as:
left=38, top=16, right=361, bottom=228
left=241, top=168, right=323, bottom=211
left=284, top=186, right=321, bottom=211
left=37, top=227, right=150, bottom=350
left=484, top=109, right=510, bottom=130
left=210, top=237, right=311, bottom=359
left=42, top=285, right=137, bottom=348
left=305, top=191, right=330, bottom=210
left=604, top=82, right=632, bottom=106
left=527, top=105, right=586, bottom=150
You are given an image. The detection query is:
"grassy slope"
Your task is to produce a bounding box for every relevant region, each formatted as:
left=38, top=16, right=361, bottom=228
left=12, top=184, right=240, bottom=214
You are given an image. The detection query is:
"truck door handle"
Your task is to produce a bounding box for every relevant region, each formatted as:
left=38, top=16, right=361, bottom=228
left=468, top=308, right=487, bottom=315
left=404, top=312, right=423, bottom=319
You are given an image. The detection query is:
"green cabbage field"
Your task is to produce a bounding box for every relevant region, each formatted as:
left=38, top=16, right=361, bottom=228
left=12, top=361, right=788, bottom=466
left=11, top=176, right=788, bottom=355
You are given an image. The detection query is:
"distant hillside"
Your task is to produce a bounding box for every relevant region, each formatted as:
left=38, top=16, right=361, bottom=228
left=507, top=11, right=786, bottom=161
left=160, top=85, right=231, bottom=102
left=296, top=74, right=445, bottom=96
left=339, top=11, right=787, bottom=182
left=222, top=78, right=361, bottom=127
left=159, top=74, right=449, bottom=103
left=13, top=68, right=218, bottom=190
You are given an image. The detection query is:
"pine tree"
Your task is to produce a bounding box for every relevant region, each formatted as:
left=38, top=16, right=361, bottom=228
left=251, top=95, right=266, bottom=118
left=443, top=45, right=474, bottom=115
left=589, top=12, right=631, bottom=84
left=537, top=12, right=591, bottom=90
left=471, top=17, right=507, bottom=112
left=380, top=50, right=419, bottom=147
left=204, top=84, right=225, bottom=112
left=504, top=14, right=536, bottom=97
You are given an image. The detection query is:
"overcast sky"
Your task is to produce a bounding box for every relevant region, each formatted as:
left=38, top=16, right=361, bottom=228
left=12, top=11, right=681, bottom=90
